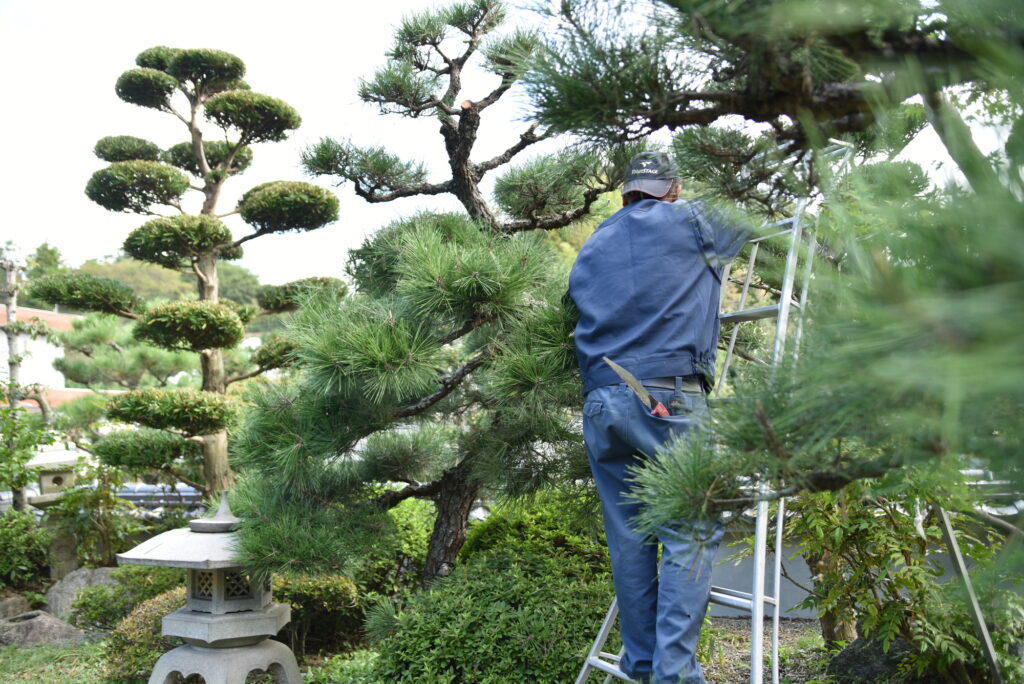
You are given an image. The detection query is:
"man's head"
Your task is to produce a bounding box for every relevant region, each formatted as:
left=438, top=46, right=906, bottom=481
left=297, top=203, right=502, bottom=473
left=622, top=151, right=680, bottom=205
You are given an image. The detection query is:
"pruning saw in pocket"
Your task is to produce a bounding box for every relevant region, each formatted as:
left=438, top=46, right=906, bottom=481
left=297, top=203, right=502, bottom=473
left=602, top=356, right=671, bottom=417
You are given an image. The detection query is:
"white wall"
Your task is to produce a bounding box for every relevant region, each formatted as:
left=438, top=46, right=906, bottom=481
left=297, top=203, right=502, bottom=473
left=0, top=332, right=66, bottom=389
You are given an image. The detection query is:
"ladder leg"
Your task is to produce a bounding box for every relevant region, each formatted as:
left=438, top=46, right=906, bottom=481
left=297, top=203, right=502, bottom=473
left=932, top=504, right=1005, bottom=684
left=749, top=496, right=769, bottom=684
left=576, top=598, right=623, bottom=684
left=770, top=497, right=785, bottom=684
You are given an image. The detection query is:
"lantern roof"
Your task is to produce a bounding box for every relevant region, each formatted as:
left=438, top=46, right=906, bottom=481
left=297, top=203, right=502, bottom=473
left=117, top=492, right=242, bottom=570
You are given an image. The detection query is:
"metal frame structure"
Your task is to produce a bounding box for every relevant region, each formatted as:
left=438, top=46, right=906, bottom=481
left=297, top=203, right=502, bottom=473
left=576, top=200, right=814, bottom=684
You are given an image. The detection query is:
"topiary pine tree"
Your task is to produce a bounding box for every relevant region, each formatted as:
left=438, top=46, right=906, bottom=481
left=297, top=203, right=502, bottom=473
left=30, top=47, right=341, bottom=494
left=231, top=0, right=626, bottom=586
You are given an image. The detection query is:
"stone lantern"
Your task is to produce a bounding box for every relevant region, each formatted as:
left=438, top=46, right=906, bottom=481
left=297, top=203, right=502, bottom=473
left=117, top=494, right=301, bottom=683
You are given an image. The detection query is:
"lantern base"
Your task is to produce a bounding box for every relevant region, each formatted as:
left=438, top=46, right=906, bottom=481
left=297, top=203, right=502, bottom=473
left=148, top=638, right=302, bottom=683
left=163, top=602, right=289, bottom=648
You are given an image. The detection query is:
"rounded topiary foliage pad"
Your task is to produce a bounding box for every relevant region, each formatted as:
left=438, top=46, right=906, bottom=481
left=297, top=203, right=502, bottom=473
left=134, top=300, right=244, bottom=351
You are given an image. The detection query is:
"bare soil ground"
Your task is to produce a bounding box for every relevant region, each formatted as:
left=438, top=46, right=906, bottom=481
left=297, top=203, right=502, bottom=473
left=703, top=617, right=832, bottom=684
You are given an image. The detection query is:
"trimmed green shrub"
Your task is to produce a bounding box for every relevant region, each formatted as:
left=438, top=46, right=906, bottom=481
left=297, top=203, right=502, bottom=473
left=101, top=586, right=185, bottom=681
left=460, top=496, right=606, bottom=563
left=0, top=510, right=50, bottom=588
left=135, top=46, right=179, bottom=72
left=124, top=215, right=235, bottom=269
left=167, top=48, right=245, bottom=92
left=28, top=272, right=145, bottom=317
left=85, top=160, right=189, bottom=213
left=162, top=140, right=253, bottom=176
left=306, top=650, right=382, bottom=684
left=238, top=181, right=339, bottom=234
left=257, top=277, right=347, bottom=313
left=94, top=135, right=162, bottom=163
left=205, top=91, right=301, bottom=143
left=115, top=68, right=178, bottom=110
left=107, top=387, right=235, bottom=436
left=71, top=565, right=184, bottom=631
left=371, top=548, right=614, bottom=683
left=275, top=574, right=360, bottom=655
left=133, top=300, right=245, bottom=351
left=93, top=428, right=200, bottom=471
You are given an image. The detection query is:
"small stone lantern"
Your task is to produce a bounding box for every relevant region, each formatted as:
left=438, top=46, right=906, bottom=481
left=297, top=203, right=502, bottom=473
left=117, top=494, right=301, bottom=683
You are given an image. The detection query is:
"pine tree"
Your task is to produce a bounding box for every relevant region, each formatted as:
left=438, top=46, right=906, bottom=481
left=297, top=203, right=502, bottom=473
left=29, top=47, right=341, bottom=494
left=232, top=0, right=623, bottom=585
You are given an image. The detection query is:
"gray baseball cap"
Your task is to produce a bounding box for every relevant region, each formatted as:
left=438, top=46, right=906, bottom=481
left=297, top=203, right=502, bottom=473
left=621, top=151, right=679, bottom=198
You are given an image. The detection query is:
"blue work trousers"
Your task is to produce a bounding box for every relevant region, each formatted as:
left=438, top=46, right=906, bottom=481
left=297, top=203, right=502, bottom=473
left=583, top=383, right=723, bottom=684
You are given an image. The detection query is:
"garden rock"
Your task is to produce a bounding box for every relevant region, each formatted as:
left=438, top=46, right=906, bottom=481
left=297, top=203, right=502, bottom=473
left=826, top=634, right=922, bottom=683
left=0, top=595, right=31, bottom=619
left=45, top=566, right=117, bottom=620
left=0, top=610, right=85, bottom=647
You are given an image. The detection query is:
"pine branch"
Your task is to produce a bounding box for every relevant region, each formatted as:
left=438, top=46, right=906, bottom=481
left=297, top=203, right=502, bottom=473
left=351, top=178, right=454, bottom=204
left=437, top=313, right=498, bottom=347
left=965, top=508, right=1024, bottom=539
left=780, top=561, right=823, bottom=599
left=233, top=229, right=272, bottom=248
left=501, top=181, right=616, bottom=233
left=225, top=366, right=271, bottom=386
left=753, top=401, right=792, bottom=461
left=161, top=464, right=206, bottom=492
left=392, top=349, right=491, bottom=419
left=477, top=124, right=548, bottom=174
left=374, top=478, right=443, bottom=509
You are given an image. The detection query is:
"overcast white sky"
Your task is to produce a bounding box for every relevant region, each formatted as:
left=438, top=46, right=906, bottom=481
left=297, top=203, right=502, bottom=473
left=0, top=0, right=546, bottom=285
left=0, top=1, right=1006, bottom=287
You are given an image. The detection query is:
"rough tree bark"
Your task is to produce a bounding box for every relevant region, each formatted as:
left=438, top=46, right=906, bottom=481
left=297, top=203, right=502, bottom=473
left=1, top=260, right=29, bottom=511
left=195, top=208, right=233, bottom=493
left=422, top=459, right=481, bottom=587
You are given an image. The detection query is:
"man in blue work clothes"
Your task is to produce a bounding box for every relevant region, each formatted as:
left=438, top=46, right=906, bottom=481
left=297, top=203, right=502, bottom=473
left=569, top=151, right=750, bottom=683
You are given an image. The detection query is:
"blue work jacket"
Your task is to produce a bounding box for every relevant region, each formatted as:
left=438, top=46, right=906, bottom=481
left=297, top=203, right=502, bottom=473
left=569, top=199, right=749, bottom=394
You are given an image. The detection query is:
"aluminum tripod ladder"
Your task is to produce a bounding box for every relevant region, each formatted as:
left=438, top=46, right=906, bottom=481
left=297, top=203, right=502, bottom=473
left=576, top=199, right=814, bottom=684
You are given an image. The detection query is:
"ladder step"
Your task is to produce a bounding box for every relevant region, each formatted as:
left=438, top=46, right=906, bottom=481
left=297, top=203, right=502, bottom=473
left=720, top=304, right=781, bottom=323
left=709, top=586, right=778, bottom=611
left=584, top=656, right=630, bottom=680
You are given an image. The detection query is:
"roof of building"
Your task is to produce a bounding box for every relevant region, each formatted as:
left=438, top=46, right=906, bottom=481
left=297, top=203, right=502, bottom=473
left=0, top=306, right=80, bottom=333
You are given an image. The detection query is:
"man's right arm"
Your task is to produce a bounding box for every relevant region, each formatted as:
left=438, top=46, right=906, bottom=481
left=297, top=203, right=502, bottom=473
left=691, top=201, right=756, bottom=266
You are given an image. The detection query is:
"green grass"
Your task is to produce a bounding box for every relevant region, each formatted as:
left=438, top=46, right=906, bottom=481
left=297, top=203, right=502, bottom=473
left=0, top=642, right=106, bottom=684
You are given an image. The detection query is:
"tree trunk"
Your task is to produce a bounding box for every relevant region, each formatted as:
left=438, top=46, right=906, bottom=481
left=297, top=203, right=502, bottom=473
left=2, top=261, right=27, bottom=511
left=803, top=547, right=858, bottom=647
left=195, top=253, right=232, bottom=494
left=439, top=109, right=500, bottom=231
left=201, top=430, right=232, bottom=493
left=422, top=460, right=480, bottom=587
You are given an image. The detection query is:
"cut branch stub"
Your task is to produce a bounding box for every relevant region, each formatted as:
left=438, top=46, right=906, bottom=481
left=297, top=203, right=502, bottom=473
left=238, top=181, right=339, bottom=235
left=133, top=300, right=245, bottom=352
left=85, top=160, right=190, bottom=214
left=124, top=215, right=236, bottom=270
left=107, top=387, right=235, bottom=436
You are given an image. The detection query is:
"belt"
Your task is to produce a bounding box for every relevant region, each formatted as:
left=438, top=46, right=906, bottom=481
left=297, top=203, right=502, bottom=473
left=642, top=376, right=704, bottom=393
